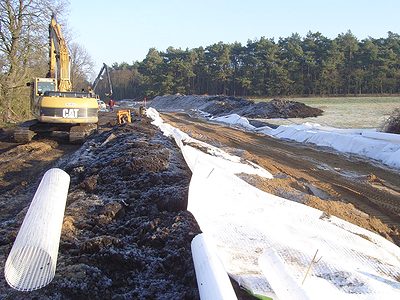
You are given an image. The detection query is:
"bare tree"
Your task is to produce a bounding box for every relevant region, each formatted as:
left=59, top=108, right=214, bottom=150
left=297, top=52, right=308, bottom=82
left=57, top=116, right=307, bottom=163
left=0, top=0, right=68, bottom=122
left=70, top=42, right=94, bottom=92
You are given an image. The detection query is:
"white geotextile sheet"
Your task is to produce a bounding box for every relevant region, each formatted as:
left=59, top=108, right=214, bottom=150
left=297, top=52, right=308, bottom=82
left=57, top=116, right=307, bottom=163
left=147, top=108, right=400, bottom=299
left=213, top=114, right=400, bottom=169
left=262, top=123, right=400, bottom=169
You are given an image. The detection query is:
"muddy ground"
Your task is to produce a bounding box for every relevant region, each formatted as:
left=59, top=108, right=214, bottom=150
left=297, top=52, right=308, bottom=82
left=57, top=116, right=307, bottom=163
left=0, top=113, right=202, bottom=299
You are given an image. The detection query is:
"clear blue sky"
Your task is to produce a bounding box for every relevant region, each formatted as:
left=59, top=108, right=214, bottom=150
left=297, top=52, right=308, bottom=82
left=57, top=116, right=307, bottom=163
left=68, top=0, right=400, bottom=72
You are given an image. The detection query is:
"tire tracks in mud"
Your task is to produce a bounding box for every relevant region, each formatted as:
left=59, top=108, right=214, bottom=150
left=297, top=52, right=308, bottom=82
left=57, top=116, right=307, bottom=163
left=162, top=112, right=400, bottom=231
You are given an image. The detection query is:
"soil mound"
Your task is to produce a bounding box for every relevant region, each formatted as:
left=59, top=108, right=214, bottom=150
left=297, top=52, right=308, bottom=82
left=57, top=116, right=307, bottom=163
left=235, top=99, right=323, bottom=118
left=150, top=94, right=323, bottom=118
left=0, top=118, right=201, bottom=299
left=382, top=108, right=400, bottom=134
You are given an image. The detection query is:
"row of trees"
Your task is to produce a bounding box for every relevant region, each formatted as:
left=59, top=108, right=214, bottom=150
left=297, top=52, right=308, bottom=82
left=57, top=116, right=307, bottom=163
left=0, top=0, right=94, bottom=123
left=97, top=31, right=400, bottom=100
left=2, top=1, right=399, bottom=122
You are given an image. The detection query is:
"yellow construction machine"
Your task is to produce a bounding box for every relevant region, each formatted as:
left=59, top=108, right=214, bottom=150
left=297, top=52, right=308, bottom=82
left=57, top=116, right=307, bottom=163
left=117, top=110, right=132, bottom=124
left=116, top=107, right=147, bottom=125
left=14, top=16, right=98, bottom=143
left=92, top=63, right=113, bottom=98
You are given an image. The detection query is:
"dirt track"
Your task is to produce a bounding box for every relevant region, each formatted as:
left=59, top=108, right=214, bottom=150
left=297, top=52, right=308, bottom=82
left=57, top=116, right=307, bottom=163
left=0, top=135, right=79, bottom=224
left=162, top=112, right=400, bottom=245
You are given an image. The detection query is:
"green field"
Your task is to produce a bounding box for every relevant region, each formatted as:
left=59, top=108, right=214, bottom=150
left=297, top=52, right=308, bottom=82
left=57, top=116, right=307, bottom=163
left=253, top=96, right=400, bottom=129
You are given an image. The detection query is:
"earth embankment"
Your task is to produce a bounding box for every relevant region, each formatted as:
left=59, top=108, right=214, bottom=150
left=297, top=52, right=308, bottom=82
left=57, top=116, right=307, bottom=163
left=150, top=94, right=323, bottom=118
left=0, top=113, right=201, bottom=299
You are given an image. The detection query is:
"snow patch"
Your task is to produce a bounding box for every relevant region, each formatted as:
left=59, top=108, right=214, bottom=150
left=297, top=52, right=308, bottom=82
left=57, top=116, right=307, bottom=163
left=212, top=114, right=400, bottom=169
left=211, top=114, right=256, bottom=130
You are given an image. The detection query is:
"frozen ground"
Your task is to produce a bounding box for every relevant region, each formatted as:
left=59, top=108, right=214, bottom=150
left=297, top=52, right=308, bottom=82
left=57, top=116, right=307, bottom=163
left=0, top=116, right=201, bottom=299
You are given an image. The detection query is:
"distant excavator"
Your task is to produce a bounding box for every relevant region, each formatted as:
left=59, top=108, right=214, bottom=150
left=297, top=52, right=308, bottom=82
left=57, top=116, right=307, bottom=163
left=90, top=62, right=114, bottom=111
left=92, top=63, right=113, bottom=98
left=14, top=15, right=99, bottom=143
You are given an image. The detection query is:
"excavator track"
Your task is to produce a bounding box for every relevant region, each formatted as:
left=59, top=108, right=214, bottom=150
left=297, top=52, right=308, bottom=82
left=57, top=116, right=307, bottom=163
left=69, top=124, right=97, bottom=144
left=13, top=120, right=38, bottom=143
left=14, top=128, right=36, bottom=143
left=13, top=120, right=98, bottom=144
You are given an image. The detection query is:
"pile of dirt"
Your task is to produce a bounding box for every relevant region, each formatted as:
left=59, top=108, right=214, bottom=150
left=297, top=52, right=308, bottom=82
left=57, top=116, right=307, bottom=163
left=200, top=95, right=250, bottom=116
left=150, top=94, right=323, bottom=118
left=382, top=108, right=400, bottom=134
left=233, top=99, right=323, bottom=118
left=0, top=118, right=202, bottom=299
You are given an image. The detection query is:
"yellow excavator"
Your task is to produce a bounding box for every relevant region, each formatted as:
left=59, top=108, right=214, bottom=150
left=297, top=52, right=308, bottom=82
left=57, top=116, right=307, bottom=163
left=14, top=16, right=98, bottom=143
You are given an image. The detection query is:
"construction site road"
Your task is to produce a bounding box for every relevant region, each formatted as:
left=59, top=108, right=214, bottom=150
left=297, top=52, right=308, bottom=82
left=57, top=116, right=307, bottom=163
left=161, top=112, right=400, bottom=246
left=0, top=109, right=399, bottom=299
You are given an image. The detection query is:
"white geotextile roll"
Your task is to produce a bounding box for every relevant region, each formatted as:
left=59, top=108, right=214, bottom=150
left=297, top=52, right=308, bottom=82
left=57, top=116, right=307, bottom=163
left=191, top=234, right=237, bottom=300
left=5, top=168, right=70, bottom=291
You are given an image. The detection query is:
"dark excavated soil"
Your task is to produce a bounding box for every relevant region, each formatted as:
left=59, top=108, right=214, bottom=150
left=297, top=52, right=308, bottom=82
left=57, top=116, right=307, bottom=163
left=150, top=94, right=323, bottom=118
left=0, top=116, right=202, bottom=299
left=233, top=98, right=323, bottom=118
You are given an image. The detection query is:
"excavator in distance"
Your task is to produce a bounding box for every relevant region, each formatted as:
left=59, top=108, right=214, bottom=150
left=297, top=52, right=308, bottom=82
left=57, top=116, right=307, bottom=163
left=91, top=63, right=113, bottom=111
left=14, top=16, right=99, bottom=143
left=91, top=63, right=135, bottom=125
left=92, top=63, right=113, bottom=97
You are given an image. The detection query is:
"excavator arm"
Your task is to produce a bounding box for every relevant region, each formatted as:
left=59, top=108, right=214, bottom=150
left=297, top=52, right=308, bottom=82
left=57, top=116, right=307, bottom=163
left=92, top=63, right=113, bottom=96
left=49, top=16, right=72, bottom=92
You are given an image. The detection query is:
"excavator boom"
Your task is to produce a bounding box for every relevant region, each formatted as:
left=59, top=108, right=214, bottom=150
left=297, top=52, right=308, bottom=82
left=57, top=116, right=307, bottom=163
left=92, top=63, right=113, bottom=96
left=49, top=16, right=72, bottom=92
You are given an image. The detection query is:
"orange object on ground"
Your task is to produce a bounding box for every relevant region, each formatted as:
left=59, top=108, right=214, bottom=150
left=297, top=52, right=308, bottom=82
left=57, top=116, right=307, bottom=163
left=117, top=110, right=131, bottom=124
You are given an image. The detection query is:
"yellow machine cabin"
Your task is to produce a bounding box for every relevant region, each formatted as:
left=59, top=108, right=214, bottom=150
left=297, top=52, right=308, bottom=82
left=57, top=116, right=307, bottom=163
left=31, top=78, right=98, bottom=124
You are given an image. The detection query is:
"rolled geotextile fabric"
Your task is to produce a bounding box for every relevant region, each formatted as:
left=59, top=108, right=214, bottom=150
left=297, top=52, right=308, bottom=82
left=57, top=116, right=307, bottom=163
left=191, top=234, right=237, bottom=300
left=4, top=168, right=70, bottom=291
